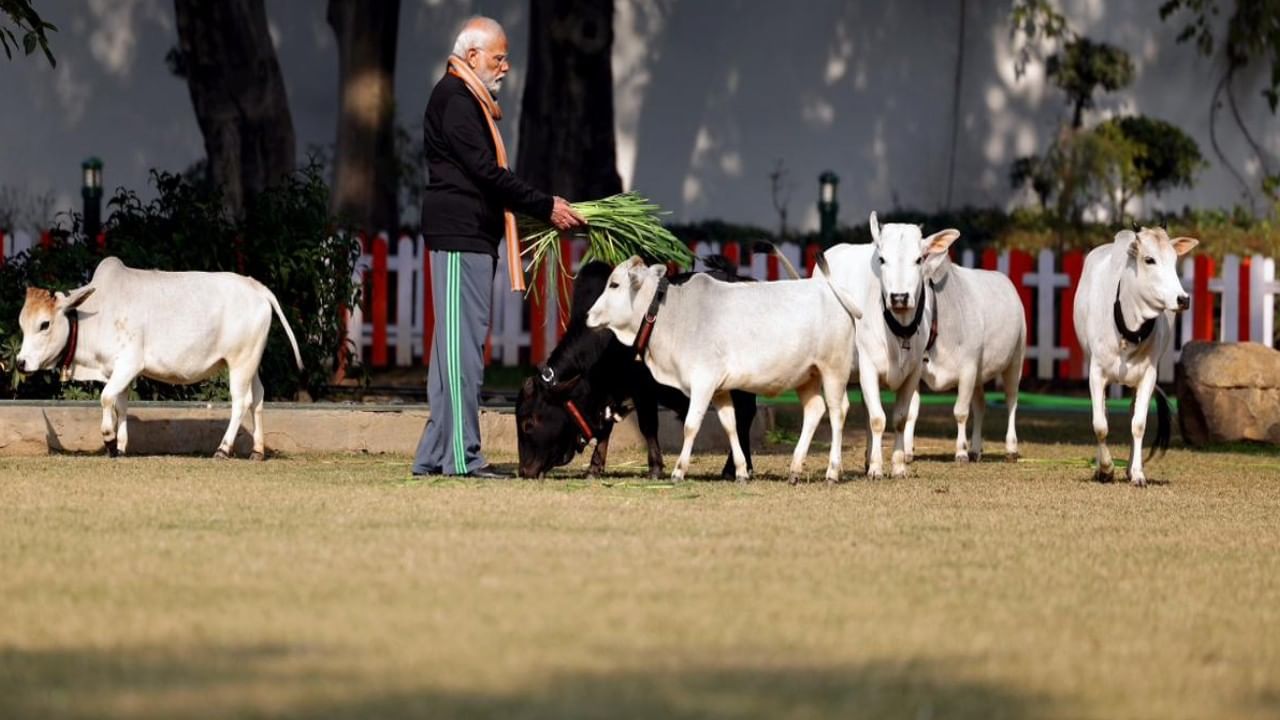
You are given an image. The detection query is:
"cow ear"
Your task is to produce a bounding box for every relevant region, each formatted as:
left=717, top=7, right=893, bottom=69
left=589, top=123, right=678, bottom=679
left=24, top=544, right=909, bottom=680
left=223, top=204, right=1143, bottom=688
left=923, top=228, right=960, bottom=256
left=648, top=264, right=668, bottom=279
left=1114, top=229, right=1138, bottom=256
left=869, top=211, right=881, bottom=246
left=548, top=374, right=582, bottom=397
left=56, top=286, right=94, bottom=313
left=1171, top=236, right=1199, bottom=256
left=625, top=255, right=645, bottom=269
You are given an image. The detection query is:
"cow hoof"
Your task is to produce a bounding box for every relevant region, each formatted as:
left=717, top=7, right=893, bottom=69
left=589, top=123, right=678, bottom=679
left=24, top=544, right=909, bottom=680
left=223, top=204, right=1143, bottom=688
left=213, top=448, right=231, bottom=460
left=891, top=465, right=909, bottom=479
left=1094, top=467, right=1115, bottom=484
left=1005, top=452, right=1020, bottom=463
left=1128, top=470, right=1147, bottom=488
left=670, top=469, right=685, bottom=483
left=788, top=472, right=801, bottom=486
left=734, top=475, right=749, bottom=485
left=104, top=439, right=119, bottom=458
left=249, top=451, right=265, bottom=462
left=954, top=452, right=970, bottom=464
left=866, top=468, right=884, bottom=480
left=904, top=453, right=914, bottom=464
left=967, top=451, right=981, bottom=463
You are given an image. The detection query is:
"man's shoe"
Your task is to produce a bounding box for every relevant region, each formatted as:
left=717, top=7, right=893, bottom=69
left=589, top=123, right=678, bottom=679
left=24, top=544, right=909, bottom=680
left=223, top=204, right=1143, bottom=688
left=411, top=466, right=442, bottom=477
left=468, top=464, right=513, bottom=479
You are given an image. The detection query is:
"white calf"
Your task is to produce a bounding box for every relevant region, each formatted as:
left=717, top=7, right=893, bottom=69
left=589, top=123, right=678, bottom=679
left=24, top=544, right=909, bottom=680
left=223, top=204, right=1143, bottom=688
left=823, top=213, right=958, bottom=479
left=1073, top=228, right=1197, bottom=486
left=17, top=257, right=303, bottom=459
left=903, top=248, right=1026, bottom=463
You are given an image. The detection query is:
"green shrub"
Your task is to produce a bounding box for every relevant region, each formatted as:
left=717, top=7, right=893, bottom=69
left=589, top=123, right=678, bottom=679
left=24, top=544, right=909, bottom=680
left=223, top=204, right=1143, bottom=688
left=0, top=164, right=361, bottom=400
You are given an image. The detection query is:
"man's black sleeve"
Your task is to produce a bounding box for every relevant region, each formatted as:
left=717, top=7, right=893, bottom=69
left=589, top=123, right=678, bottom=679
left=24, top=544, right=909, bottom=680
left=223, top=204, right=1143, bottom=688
left=442, top=95, right=555, bottom=220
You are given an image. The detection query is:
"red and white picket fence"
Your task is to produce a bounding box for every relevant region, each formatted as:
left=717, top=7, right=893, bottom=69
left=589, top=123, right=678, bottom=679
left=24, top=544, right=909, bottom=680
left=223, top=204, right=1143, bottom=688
left=5, top=228, right=1275, bottom=382
left=347, top=232, right=1279, bottom=382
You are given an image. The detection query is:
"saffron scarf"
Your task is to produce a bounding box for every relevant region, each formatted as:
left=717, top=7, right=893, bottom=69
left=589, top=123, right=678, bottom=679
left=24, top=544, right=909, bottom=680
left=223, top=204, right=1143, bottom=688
left=447, top=55, right=524, bottom=291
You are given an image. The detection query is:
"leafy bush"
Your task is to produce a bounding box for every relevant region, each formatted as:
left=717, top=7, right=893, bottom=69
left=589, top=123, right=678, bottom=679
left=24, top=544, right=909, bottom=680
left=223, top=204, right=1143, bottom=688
left=0, top=164, right=361, bottom=400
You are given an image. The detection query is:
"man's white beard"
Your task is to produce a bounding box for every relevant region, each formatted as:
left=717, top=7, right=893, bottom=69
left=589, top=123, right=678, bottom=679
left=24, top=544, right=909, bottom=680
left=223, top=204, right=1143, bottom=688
left=480, top=70, right=503, bottom=95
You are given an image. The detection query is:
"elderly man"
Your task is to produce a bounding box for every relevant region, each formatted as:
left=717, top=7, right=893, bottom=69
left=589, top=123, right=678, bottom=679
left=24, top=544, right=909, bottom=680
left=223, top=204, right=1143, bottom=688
left=412, top=16, right=584, bottom=478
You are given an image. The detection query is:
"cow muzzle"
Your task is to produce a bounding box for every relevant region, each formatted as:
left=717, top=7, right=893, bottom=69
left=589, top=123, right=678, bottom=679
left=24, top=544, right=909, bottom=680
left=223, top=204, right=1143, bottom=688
left=889, top=292, right=910, bottom=310
left=1176, top=294, right=1190, bottom=312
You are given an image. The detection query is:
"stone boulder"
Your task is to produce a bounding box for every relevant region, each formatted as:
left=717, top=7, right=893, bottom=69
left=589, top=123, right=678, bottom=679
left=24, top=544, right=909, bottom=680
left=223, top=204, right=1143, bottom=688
left=1176, top=341, right=1280, bottom=446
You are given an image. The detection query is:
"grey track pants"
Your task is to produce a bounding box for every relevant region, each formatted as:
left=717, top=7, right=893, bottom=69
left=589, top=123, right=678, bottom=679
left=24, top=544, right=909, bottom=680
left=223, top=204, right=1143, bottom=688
left=412, top=250, right=494, bottom=475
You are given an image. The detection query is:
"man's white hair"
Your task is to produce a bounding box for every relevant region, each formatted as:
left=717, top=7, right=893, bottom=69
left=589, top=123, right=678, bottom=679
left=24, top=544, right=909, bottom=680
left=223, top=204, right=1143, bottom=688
left=451, top=16, right=503, bottom=58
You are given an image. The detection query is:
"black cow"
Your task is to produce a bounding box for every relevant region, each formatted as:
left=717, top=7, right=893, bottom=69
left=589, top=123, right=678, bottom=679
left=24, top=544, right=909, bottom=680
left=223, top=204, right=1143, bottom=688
left=516, top=258, right=758, bottom=479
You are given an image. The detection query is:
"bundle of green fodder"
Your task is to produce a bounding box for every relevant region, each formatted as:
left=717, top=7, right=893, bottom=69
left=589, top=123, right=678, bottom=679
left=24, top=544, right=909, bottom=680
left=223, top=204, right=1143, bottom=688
left=519, top=192, right=694, bottom=292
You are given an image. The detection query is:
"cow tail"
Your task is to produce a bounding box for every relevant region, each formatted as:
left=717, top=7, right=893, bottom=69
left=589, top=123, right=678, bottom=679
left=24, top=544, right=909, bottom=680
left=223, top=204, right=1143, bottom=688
left=265, top=289, right=304, bottom=371
left=751, top=240, right=802, bottom=280
left=813, top=250, right=862, bottom=324
left=1147, top=384, right=1171, bottom=461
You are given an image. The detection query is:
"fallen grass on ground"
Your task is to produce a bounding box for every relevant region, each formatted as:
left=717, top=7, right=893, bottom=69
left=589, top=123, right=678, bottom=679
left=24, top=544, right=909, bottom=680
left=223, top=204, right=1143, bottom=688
left=1, top=406, right=1278, bottom=720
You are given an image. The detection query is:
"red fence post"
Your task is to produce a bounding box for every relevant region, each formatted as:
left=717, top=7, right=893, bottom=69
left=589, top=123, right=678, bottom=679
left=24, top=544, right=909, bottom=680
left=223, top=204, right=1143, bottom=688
left=767, top=249, right=779, bottom=280
left=422, top=248, right=434, bottom=365
left=95, top=231, right=106, bottom=253
left=1008, top=250, right=1035, bottom=378
left=531, top=260, right=550, bottom=366
left=1193, top=255, right=1215, bottom=341
left=1239, top=256, right=1252, bottom=341
left=804, top=243, right=820, bottom=276
left=0, top=230, right=6, bottom=268
left=981, top=248, right=998, bottom=271
left=556, top=234, right=573, bottom=339
left=1058, top=251, right=1085, bottom=379
left=370, top=233, right=389, bottom=367
left=40, top=229, right=52, bottom=248
left=723, top=240, right=740, bottom=268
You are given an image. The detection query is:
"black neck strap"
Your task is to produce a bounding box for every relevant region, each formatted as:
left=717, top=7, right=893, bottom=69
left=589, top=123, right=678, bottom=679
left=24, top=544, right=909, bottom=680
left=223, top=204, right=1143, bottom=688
left=925, top=281, right=939, bottom=352
left=1113, top=280, right=1156, bottom=346
left=882, top=283, right=927, bottom=341
left=58, top=309, right=79, bottom=376
left=632, top=276, right=670, bottom=360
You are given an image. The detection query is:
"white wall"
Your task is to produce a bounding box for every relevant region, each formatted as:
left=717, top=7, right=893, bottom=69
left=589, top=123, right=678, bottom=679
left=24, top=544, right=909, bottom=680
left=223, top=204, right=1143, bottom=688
left=0, top=0, right=1275, bottom=234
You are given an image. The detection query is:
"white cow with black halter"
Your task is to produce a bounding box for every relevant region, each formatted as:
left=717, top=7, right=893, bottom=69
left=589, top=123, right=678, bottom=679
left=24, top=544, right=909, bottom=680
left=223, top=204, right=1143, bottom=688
left=16, top=257, right=303, bottom=459
left=822, top=213, right=957, bottom=479
left=585, top=255, right=862, bottom=484
left=901, top=243, right=1026, bottom=463
left=1072, top=227, right=1197, bottom=486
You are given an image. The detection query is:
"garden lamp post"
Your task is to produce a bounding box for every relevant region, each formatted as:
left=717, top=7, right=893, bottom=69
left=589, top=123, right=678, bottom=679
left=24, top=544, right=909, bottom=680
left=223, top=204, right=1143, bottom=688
left=818, top=170, right=839, bottom=246
left=82, top=157, right=103, bottom=240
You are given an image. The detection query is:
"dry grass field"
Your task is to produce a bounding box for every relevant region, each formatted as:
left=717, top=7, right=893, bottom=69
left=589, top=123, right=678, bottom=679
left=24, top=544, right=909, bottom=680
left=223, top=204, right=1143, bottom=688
left=1, top=405, right=1278, bottom=719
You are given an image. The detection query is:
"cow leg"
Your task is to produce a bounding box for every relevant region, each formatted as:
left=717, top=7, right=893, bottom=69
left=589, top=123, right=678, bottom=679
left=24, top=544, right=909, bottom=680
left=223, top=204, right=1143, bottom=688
left=671, top=384, right=713, bottom=482
left=788, top=379, right=825, bottom=484
left=216, top=366, right=254, bottom=459
left=99, top=364, right=139, bottom=457
left=587, top=424, right=612, bottom=478
left=968, top=381, right=987, bottom=462
left=712, top=392, right=749, bottom=483
left=635, top=391, right=663, bottom=479
left=821, top=372, right=848, bottom=484
left=859, top=364, right=886, bottom=479
left=248, top=374, right=266, bottom=461
left=902, top=389, right=920, bottom=464
left=952, top=368, right=977, bottom=462
left=732, top=391, right=757, bottom=477
left=115, top=392, right=130, bottom=456
left=890, top=373, right=921, bottom=478
left=1128, top=367, right=1157, bottom=487
left=1002, top=359, right=1021, bottom=462
left=1088, top=362, right=1115, bottom=482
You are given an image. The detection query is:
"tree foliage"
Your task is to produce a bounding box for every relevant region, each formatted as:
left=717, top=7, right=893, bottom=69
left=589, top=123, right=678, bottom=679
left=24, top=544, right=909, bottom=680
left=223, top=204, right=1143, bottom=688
left=1047, top=38, right=1135, bottom=128
left=0, top=0, right=55, bottom=66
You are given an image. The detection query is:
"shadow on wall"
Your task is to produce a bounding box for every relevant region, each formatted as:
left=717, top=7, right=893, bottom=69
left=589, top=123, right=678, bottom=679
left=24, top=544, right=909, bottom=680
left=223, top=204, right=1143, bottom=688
left=0, top=642, right=1066, bottom=719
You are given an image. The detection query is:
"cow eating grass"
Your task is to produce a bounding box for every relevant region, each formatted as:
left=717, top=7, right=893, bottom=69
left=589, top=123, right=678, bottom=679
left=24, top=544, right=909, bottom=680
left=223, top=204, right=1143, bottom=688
left=16, top=257, right=303, bottom=460
left=1072, top=227, right=1198, bottom=486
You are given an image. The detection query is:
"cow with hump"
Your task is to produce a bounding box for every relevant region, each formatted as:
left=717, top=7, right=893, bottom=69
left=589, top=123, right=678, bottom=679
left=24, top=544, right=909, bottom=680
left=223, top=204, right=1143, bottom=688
left=1073, top=227, right=1197, bottom=486
left=585, top=254, right=862, bottom=484
left=516, top=257, right=759, bottom=480
left=16, top=256, right=303, bottom=460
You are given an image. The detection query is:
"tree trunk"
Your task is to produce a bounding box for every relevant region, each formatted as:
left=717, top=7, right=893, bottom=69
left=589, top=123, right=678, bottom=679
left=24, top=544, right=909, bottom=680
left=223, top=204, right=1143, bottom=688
left=173, top=0, right=296, bottom=218
left=327, top=0, right=401, bottom=233
left=516, top=0, right=622, bottom=202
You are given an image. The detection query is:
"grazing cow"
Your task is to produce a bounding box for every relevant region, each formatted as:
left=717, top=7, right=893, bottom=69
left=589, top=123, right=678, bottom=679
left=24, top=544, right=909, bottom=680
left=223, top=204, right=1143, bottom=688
left=822, top=213, right=958, bottom=479
left=901, top=242, right=1026, bottom=463
left=516, top=258, right=757, bottom=480
left=1073, top=227, right=1197, bottom=486
left=16, top=257, right=303, bottom=459
left=586, top=255, right=862, bottom=483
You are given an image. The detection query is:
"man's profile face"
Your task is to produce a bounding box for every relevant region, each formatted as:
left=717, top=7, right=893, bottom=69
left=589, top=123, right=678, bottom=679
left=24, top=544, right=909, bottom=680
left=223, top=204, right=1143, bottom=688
left=467, top=33, right=510, bottom=94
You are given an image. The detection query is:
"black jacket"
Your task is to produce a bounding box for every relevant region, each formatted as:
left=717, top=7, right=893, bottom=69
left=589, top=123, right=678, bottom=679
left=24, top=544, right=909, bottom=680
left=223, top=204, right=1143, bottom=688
left=420, top=73, right=553, bottom=255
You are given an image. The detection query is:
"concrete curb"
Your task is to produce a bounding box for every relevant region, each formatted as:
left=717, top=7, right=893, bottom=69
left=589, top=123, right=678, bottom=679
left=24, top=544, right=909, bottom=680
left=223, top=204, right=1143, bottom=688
left=0, top=401, right=770, bottom=457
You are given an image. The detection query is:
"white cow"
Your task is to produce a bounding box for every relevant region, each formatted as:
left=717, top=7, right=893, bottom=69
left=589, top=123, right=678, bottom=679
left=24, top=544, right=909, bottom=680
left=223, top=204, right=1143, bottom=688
left=585, top=255, right=861, bottom=483
left=16, top=257, right=303, bottom=460
left=822, top=213, right=957, bottom=479
left=902, top=245, right=1026, bottom=463
left=1073, top=227, right=1197, bottom=486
